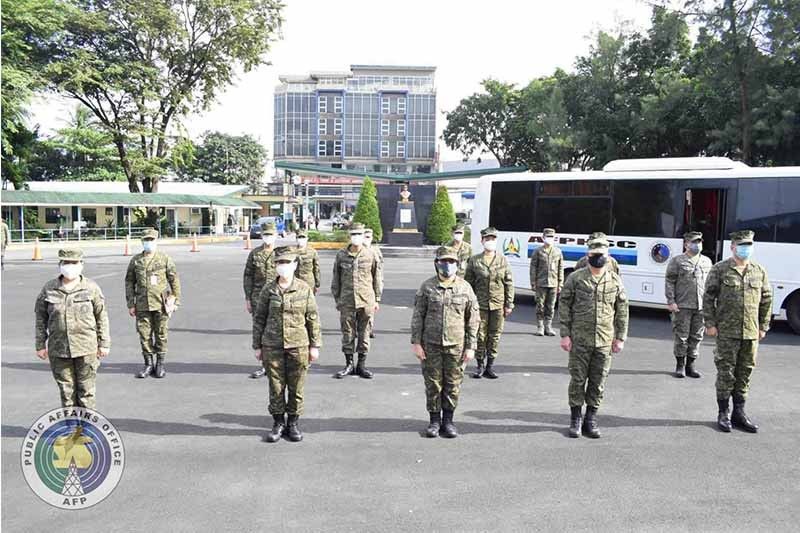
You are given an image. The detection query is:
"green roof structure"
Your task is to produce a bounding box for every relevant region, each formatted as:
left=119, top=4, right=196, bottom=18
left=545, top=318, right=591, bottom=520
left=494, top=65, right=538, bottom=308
left=0, top=190, right=260, bottom=208
left=274, top=161, right=527, bottom=182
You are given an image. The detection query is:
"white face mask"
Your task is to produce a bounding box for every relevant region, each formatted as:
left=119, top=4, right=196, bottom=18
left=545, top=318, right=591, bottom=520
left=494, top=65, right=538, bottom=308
left=483, top=239, right=497, bottom=252
left=142, top=240, right=157, bottom=253
left=263, top=235, right=276, bottom=246
left=364, top=236, right=373, bottom=247
left=60, top=263, right=83, bottom=280
left=297, top=237, right=308, bottom=248
left=453, top=233, right=464, bottom=242
left=544, top=237, right=555, bottom=245
left=350, top=234, right=364, bottom=246
left=276, top=263, right=295, bottom=280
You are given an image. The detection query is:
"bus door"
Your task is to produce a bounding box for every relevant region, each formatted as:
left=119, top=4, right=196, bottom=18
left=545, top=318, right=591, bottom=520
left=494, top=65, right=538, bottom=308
left=683, top=188, right=727, bottom=262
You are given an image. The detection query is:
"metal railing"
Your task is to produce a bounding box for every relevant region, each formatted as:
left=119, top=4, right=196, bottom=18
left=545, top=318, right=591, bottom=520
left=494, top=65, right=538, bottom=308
left=7, top=225, right=242, bottom=243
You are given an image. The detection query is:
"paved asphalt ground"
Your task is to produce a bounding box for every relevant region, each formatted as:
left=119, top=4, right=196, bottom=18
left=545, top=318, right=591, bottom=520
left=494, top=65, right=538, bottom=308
left=2, top=242, right=799, bottom=532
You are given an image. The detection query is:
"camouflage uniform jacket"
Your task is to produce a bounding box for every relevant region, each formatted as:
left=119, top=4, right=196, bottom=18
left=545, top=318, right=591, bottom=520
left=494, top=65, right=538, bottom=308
left=331, top=245, right=383, bottom=310
left=574, top=254, right=621, bottom=274
left=252, top=278, right=321, bottom=350
left=529, top=245, right=564, bottom=290
left=125, top=251, right=181, bottom=311
left=703, top=258, right=772, bottom=339
left=411, top=276, right=479, bottom=350
left=665, top=252, right=712, bottom=309
left=559, top=267, right=629, bottom=347
left=295, top=246, right=321, bottom=290
left=464, top=253, right=515, bottom=311
left=1, top=221, right=9, bottom=250
left=243, top=244, right=276, bottom=302
left=447, top=240, right=472, bottom=277
left=35, top=276, right=110, bottom=358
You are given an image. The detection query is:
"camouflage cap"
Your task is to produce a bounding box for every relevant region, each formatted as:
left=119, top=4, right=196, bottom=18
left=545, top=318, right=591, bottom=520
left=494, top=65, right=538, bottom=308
left=349, top=222, right=366, bottom=234
left=274, top=246, right=297, bottom=262
left=364, top=228, right=374, bottom=236
left=452, top=223, right=466, bottom=233
left=587, top=237, right=609, bottom=252
left=542, top=228, right=556, bottom=237
left=58, top=248, right=84, bottom=261
left=296, top=228, right=308, bottom=238
left=587, top=231, right=607, bottom=241
left=141, top=228, right=159, bottom=240
left=730, top=229, right=755, bottom=244
left=261, top=223, right=276, bottom=235
left=683, top=231, right=703, bottom=241
left=480, top=226, right=498, bottom=238
left=435, top=246, right=459, bottom=261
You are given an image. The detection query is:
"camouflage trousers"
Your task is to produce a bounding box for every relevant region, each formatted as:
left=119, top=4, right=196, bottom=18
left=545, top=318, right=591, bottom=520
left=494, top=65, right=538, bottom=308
left=568, top=344, right=613, bottom=408
left=49, top=354, right=100, bottom=408
left=263, top=347, right=310, bottom=416
left=340, top=306, right=374, bottom=355
left=421, top=344, right=466, bottom=413
left=477, top=308, right=504, bottom=362
left=535, top=287, right=558, bottom=321
left=671, top=308, right=704, bottom=359
left=714, top=338, right=758, bottom=401
left=136, top=310, right=169, bottom=356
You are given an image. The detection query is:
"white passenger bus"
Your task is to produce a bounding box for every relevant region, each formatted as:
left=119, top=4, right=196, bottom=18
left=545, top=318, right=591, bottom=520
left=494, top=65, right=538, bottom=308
left=471, top=157, right=800, bottom=334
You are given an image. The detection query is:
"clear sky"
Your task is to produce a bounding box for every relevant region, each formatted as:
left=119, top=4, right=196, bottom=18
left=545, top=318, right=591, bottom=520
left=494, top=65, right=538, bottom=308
left=29, top=0, right=654, bottom=165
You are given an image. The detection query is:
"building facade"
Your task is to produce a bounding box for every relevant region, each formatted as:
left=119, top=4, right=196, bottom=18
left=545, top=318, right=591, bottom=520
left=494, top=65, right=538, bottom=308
left=274, top=65, right=437, bottom=177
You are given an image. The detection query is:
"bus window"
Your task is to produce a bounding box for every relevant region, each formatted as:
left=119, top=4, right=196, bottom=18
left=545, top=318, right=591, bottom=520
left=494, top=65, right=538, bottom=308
left=489, top=181, right=535, bottom=232
left=776, top=178, right=800, bottom=243
left=534, top=197, right=611, bottom=235
left=611, top=181, right=677, bottom=238
left=729, top=179, right=778, bottom=242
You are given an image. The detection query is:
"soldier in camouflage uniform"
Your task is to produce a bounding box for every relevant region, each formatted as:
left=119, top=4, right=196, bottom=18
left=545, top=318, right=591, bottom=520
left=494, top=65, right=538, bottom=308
left=1, top=219, right=10, bottom=270
left=574, top=232, right=621, bottom=274
left=559, top=237, right=629, bottom=439
left=125, top=229, right=181, bottom=379
left=664, top=231, right=712, bottom=378
left=294, top=228, right=320, bottom=293
left=703, top=230, right=772, bottom=433
left=464, top=227, right=514, bottom=379
left=529, top=227, right=564, bottom=336
left=243, top=222, right=278, bottom=378
left=252, top=247, right=321, bottom=443
left=364, top=228, right=383, bottom=339
left=411, top=246, right=479, bottom=438
left=35, top=249, right=110, bottom=408
left=331, top=222, right=383, bottom=379
left=447, top=223, right=472, bottom=278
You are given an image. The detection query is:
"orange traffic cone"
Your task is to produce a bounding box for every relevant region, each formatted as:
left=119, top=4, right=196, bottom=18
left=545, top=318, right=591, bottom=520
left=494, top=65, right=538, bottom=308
left=123, top=235, right=131, bottom=256
left=32, top=237, right=43, bottom=261
left=244, top=233, right=252, bottom=250
left=190, top=233, right=199, bottom=252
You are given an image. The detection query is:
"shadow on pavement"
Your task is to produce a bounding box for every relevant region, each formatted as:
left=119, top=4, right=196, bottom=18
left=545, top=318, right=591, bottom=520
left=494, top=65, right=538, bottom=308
left=463, top=410, right=717, bottom=430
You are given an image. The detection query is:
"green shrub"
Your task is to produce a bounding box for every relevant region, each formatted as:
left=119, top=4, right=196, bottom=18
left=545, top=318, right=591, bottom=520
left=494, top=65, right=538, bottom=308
left=308, top=230, right=348, bottom=242
left=426, top=186, right=457, bottom=245
left=352, top=176, right=382, bottom=242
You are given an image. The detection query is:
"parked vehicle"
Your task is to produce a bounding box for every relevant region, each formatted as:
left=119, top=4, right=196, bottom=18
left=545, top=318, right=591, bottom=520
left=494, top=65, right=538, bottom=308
left=249, top=216, right=286, bottom=239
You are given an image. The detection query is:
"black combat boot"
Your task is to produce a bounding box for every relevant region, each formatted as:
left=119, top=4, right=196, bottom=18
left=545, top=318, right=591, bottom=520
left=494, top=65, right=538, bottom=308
left=136, top=354, right=154, bottom=378
left=731, top=395, right=758, bottom=433
left=285, top=415, right=303, bottom=442
left=440, top=410, right=458, bottom=438
left=154, top=354, right=166, bottom=378
left=334, top=354, right=355, bottom=379
left=483, top=357, right=498, bottom=379
left=717, top=398, right=732, bottom=433
left=471, top=360, right=485, bottom=379
left=356, top=353, right=373, bottom=379
left=674, top=357, right=686, bottom=378
left=569, top=406, right=583, bottom=438
left=266, top=414, right=285, bottom=443
left=250, top=367, right=266, bottom=379
left=582, top=406, right=601, bottom=439
left=425, top=412, right=441, bottom=438
left=685, top=358, right=701, bottom=378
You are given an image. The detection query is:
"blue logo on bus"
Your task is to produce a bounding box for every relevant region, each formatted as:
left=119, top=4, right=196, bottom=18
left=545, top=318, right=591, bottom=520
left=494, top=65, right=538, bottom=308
left=650, top=243, right=671, bottom=264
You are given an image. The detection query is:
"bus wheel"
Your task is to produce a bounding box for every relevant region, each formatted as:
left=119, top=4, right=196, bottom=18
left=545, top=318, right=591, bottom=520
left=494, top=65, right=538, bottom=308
left=788, top=293, right=800, bottom=335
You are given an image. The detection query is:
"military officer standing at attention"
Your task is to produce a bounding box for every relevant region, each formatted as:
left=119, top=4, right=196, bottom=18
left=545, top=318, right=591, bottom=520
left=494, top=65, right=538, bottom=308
left=664, top=231, right=712, bottom=378
left=703, top=230, right=772, bottom=433
left=530, top=227, right=564, bottom=336
left=363, top=227, right=384, bottom=339
left=252, top=247, right=321, bottom=443
left=294, top=228, right=320, bottom=293
left=464, top=227, right=514, bottom=379
left=448, top=223, right=472, bottom=278
left=574, top=232, right=621, bottom=274
left=243, top=222, right=278, bottom=378
left=126, top=229, right=181, bottom=379
left=559, top=236, right=629, bottom=438
left=411, top=246, right=479, bottom=438
left=331, top=222, right=383, bottom=379
left=36, top=249, right=110, bottom=408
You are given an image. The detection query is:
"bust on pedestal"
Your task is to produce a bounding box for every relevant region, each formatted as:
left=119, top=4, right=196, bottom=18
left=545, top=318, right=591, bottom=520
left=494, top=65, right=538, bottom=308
left=389, top=185, right=424, bottom=246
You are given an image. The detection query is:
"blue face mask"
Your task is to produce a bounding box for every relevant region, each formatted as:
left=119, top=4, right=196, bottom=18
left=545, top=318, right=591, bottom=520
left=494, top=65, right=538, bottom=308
left=143, top=240, right=157, bottom=253
left=437, top=261, right=458, bottom=278
left=688, top=242, right=701, bottom=254
left=735, top=244, right=753, bottom=260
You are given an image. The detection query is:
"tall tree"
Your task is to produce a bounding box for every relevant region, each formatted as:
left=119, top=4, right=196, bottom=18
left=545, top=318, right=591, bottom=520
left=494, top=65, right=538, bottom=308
left=39, top=0, right=284, bottom=194
left=352, top=177, right=382, bottom=242
left=426, top=186, right=457, bottom=245
left=177, top=131, right=267, bottom=191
